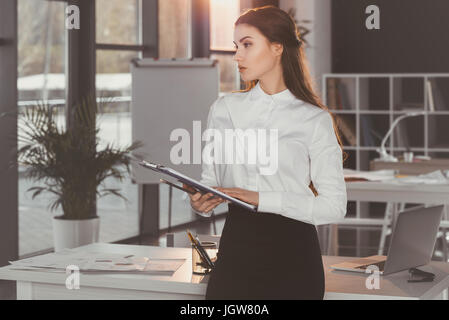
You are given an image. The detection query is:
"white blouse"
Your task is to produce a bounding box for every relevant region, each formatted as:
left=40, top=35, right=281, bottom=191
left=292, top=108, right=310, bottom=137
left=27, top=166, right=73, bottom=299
left=191, top=82, right=347, bottom=226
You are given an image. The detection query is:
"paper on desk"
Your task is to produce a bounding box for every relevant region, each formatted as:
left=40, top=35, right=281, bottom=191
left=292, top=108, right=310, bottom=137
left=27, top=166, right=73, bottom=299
left=9, top=249, right=186, bottom=274
left=390, top=170, right=449, bottom=185
left=81, top=257, right=186, bottom=274
left=344, top=169, right=396, bottom=181
left=10, top=250, right=129, bottom=269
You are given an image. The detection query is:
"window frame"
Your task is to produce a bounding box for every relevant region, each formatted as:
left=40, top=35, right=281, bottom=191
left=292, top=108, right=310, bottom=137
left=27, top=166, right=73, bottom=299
left=0, top=0, right=19, bottom=278
left=14, top=0, right=159, bottom=257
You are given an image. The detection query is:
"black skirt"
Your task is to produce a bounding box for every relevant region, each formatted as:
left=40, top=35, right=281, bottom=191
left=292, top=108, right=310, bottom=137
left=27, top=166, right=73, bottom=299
left=205, top=203, right=325, bottom=300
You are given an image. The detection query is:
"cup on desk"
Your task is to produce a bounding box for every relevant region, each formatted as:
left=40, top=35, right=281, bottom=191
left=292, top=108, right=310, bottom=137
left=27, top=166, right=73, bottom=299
left=404, top=151, right=414, bottom=163
left=192, top=241, right=217, bottom=275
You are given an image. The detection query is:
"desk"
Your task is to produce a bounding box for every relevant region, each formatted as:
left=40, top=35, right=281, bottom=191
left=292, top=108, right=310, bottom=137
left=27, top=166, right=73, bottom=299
left=325, top=256, right=449, bottom=300
left=332, top=181, right=449, bottom=256
left=346, top=180, right=449, bottom=205
left=0, top=243, right=448, bottom=300
left=370, top=159, right=449, bottom=175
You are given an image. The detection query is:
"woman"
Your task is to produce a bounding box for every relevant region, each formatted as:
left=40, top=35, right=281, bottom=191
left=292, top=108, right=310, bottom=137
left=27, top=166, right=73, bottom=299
left=185, top=6, right=347, bottom=300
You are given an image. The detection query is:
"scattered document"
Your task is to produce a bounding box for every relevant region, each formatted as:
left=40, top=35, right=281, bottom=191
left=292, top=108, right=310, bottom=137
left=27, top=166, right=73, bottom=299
left=9, top=249, right=186, bottom=275
left=344, top=169, right=449, bottom=185
left=344, top=169, right=396, bottom=182
left=390, top=170, right=449, bottom=185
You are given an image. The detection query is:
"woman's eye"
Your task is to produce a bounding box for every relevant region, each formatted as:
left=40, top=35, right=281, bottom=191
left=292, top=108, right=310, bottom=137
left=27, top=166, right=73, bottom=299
left=234, top=43, right=251, bottom=50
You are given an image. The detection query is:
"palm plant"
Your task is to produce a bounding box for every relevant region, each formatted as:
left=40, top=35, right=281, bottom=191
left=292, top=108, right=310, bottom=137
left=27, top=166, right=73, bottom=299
left=17, top=98, right=142, bottom=220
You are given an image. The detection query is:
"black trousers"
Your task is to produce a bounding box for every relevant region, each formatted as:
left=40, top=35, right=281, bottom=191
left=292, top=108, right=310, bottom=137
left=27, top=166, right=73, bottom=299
left=205, top=203, right=325, bottom=300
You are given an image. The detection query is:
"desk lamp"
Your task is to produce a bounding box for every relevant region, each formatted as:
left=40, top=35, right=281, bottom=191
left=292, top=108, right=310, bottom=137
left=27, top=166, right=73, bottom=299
left=374, top=111, right=426, bottom=162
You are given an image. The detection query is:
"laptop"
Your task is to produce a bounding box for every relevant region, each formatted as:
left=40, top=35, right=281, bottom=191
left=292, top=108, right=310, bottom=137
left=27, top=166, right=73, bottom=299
left=331, top=204, right=444, bottom=275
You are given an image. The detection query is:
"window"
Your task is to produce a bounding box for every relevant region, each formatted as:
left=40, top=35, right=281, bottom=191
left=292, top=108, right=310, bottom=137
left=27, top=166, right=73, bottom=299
left=95, top=0, right=143, bottom=243
left=15, top=0, right=248, bottom=254
left=210, top=0, right=240, bottom=51
left=158, top=0, right=191, bottom=58
left=96, top=0, right=141, bottom=45
left=17, top=0, right=67, bottom=256
left=209, top=0, right=241, bottom=92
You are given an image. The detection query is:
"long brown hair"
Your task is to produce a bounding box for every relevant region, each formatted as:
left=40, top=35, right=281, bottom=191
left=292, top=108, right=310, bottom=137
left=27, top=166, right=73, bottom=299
left=233, top=5, right=347, bottom=195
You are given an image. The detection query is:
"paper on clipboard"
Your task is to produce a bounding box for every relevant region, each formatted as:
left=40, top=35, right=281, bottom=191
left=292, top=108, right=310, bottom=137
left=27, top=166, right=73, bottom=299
left=129, top=156, right=258, bottom=212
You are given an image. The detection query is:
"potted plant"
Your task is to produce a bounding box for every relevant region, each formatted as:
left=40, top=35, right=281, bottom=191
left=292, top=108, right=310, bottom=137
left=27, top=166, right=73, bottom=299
left=17, top=98, right=142, bottom=252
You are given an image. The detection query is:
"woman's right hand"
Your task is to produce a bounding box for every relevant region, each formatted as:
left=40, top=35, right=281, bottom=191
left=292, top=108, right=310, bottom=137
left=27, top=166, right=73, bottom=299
left=183, top=184, right=225, bottom=213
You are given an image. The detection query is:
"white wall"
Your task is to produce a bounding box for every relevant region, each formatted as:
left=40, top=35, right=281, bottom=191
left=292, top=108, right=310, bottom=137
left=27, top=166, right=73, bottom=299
left=280, top=0, right=332, bottom=99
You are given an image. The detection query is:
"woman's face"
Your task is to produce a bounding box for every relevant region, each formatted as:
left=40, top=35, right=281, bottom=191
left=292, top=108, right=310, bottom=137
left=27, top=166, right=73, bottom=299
left=233, top=24, right=283, bottom=82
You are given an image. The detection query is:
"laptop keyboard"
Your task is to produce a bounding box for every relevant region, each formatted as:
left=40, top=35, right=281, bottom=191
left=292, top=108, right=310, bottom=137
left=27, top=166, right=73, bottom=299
left=356, top=260, right=385, bottom=271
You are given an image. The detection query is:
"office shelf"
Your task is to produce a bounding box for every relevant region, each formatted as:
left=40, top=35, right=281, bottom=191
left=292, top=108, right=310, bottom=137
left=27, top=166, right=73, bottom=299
left=323, top=73, right=449, bottom=171
left=323, top=74, right=449, bottom=256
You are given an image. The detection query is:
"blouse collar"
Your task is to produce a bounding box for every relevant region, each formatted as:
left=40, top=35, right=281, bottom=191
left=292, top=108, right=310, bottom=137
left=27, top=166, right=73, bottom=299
left=250, top=81, right=297, bottom=105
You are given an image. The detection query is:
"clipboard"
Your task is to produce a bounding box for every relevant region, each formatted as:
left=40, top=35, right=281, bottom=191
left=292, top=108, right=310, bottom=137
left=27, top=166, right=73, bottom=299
left=128, top=155, right=258, bottom=212
left=160, top=179, right=197, bottom=195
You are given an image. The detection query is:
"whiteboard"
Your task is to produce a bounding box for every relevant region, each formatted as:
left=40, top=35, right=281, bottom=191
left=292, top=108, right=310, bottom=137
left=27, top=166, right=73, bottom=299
left=131, top=58, right=220, bottom=184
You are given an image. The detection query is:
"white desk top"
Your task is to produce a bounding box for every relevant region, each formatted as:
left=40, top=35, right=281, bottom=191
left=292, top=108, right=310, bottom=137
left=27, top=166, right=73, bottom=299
left=1, top=243, right=449, bottom=299
left=324, top=256, right=449, bottom=299
left=347, top=180, right=449, bottom=192
left=346, top=180, right=449, bottom=204
left=0, top=243, right=208, bottom=296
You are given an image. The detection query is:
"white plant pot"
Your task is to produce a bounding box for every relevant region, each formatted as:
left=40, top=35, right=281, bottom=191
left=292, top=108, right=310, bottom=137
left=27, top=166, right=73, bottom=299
left=52, top=217, right=100, bottom=252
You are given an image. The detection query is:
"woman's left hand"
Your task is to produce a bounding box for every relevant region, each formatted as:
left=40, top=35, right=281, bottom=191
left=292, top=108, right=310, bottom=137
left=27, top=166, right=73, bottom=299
left=215, top=187, right=259, bottom=206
